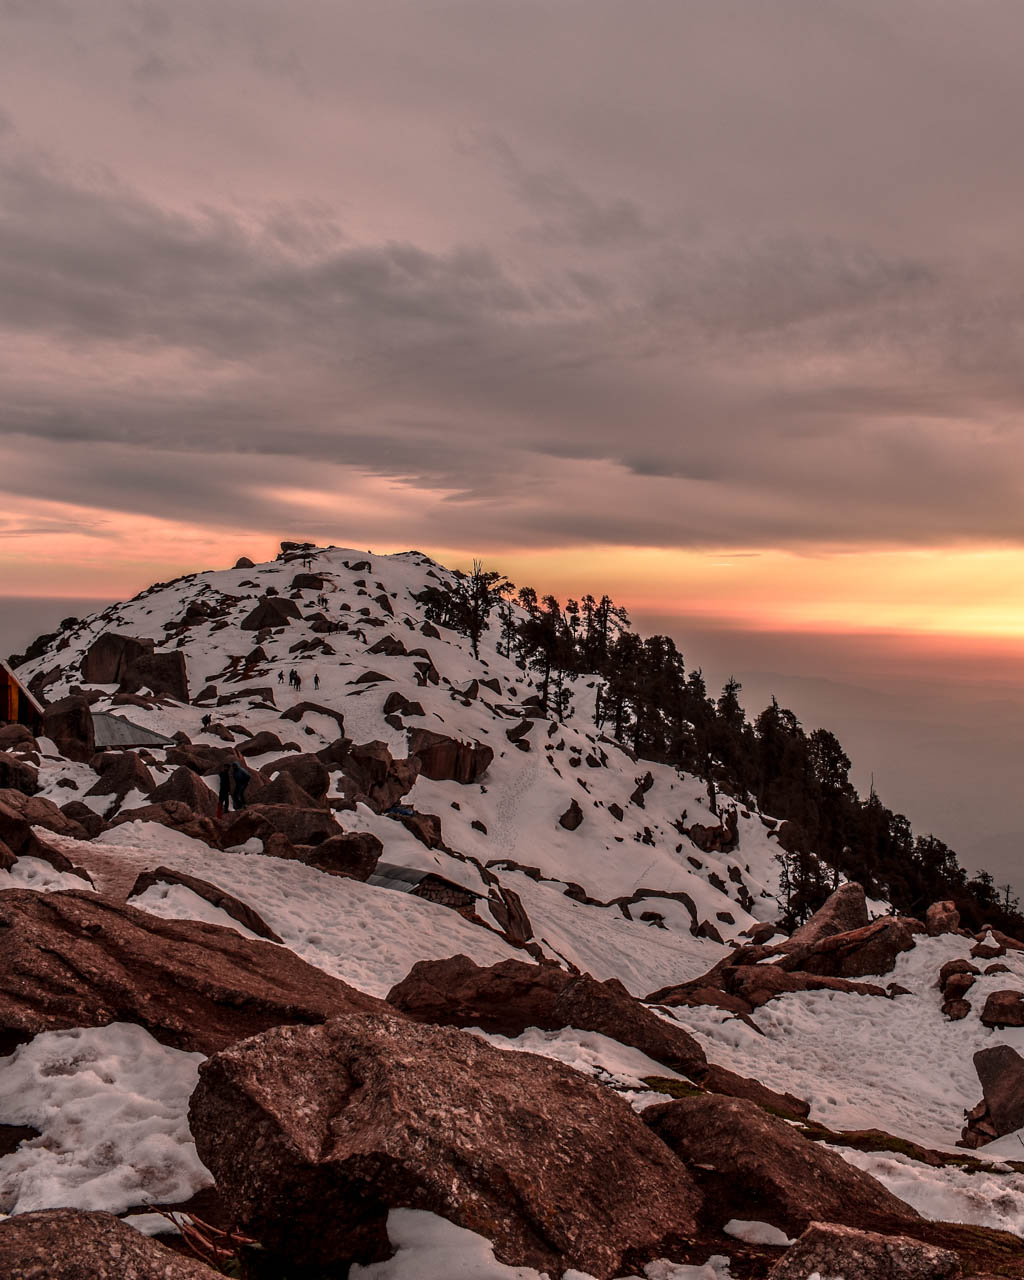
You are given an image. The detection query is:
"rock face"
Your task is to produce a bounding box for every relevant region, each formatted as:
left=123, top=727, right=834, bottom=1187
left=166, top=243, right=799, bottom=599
left=120, top=649, right=190, bottom=702
left=387, top=954, right=708, bottom=1081
left=83, top=633, right=153, bottom=685
left=0, top=889, right=383, bottom=1056
left=767, top=1222, right=960, bottom=1280
left=795, top=916, right=915, bottom=979
left=980, top=989, right=1024, bottom=1029
left=42, top=693, right=96, bottom=761
left=786, top=881, right=868, bottom=947
left=189, top=1011, right=702, bottom=1277
left=642, top=1094, right=919, bottom=1236
left=149, top=765, right=219, bottom=817
left=407, top=727, right=493, bottom=783
left=925, top=899, right=961, bottom=936
left=961, top=1044, right=1024, bottom=1147
left=335, top=740, right=419, bottom=812
left=0, top=1208, right=220, bottom=1279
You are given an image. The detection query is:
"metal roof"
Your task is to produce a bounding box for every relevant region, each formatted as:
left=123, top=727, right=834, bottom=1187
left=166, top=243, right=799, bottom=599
left=367, top=861, right=481, bottom=897
left=0, top=658, right=45, bottom=716
left=92, top=712, right=175, bottom=749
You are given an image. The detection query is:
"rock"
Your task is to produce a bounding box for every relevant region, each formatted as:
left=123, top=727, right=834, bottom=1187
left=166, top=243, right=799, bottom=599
left=165, top=743, right=237, bottom=776
left=60, top=800, right=105, bottom=838
left=398, top=810, right=443, bottom=848
left=0, top=751, right=38, bottom=795
left=240, top=595, right=303, bottom=630
left=943, top=998, right=972, bottom=1021
left=387, top=954, right=708, bottom=1081
left=238, top=730, right=284, bottom=757
left=942, top=972, right=976, bottom=1002
left=407, top=727, right=493, bottom=784
left=119, top=650, right=190, bottom=703
left=149, top=765, right=219, bottom=817
left=786, top=881, right=868, bottom=947
left=0, top=788, right=87, bottom=839
left=248, top=769, right=320, bottom=810
left=972, top=1045, right=1024, bottom=1136
left=84, top=750, right=155, bottom=803
left=972, top=937, right=1007, bottom=960
left=42, top=693, right=96, bottom=762
left=0, top=798, right=85, bottom=876
left=766, top=1222, right=960, bottom=1280
left=336, top=740, right=419, bottom=812
left=383, top=691, right=424, bottom=717
left=643, top=1094, right=919, bottom=1236
left=83, top=633, right=154, bottom=685
left=559, top=798, right=584, bottom=830
left=189, top=1010, right=701, bottom=1277
left=234, top=556, right=255, bottom=568
left=221, top=803, right=343, bottom=848
left=0, top=888, right=383, bottom=1056
left=986, top=962, right=1011, bottom=975
left=0, top=723, right=37, bottom=751
left=983, top=928, right=1024, bottom=952
left=264, top=753, right=330, bottom=803
left=486, top=885, right=534, bottom=946
left=298, top=832, right=383, bottom=880
left=128, top=866, right=283, bottom=942
left=648, top=961, right=887, bottom=1013
left=700, top=1063, right=810, bottom=1120
left=793, top=916, right=916, bottom=979
left=938, top=959, right=979, bottom=989
left=980, top=989, right=1024, bottom=1029
left=291, top=573, right=325, bottom=590
left=110, top=801, right=222, bottom=848
left=685, top=808, right=739, bottom=853
left=0, top=1208, right=220, bottom=1278
left=926, top=899, right=961, bottom=936
left=282, top=701, right=346, bottom=733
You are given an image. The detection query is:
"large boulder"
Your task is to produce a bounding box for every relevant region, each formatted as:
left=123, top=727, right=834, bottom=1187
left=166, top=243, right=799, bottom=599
left=973, top=1044, right=1024, bottom=1137
left=0, top=888, right=384, bottom=1056
left=84, top=750, right=155, bottom=803
left=247, top=769, right=321, bottom=810
left=785, top=881, right=868, bottom=947
left=298, top=832, right=383, bottom=880
left=240, top=595, right=302, bottom=630
left=42, top=693, right=96, bottom=762
left=336, top=740, right=419, bottom=812
left=643, top=1094, right=920, bottom=1237
left=925, top=899, right=961, bottom=936
left=980, top=989, right=1024, bottom=1029
left=0, top=1208, right=219, bottom=1278
left=387, top=954, right=708, bottom=1081
left=0, top=789, right=88, bottom=839
left=149, top=765, right=219, bottom=817
left=767, top=1222, right=960, bottom=1280
left=558, top=798, right=584, bottom=830
left=792, top=916, right=916, bottom=979
left=0, top=751, right=38, bottom=796
left=0, top=799, right=86, bottom=876
left=238, top=730, right=284, bottom=757
left=407, top=727, right=493, bottom=784
left=83, top=633, right=153, bottom=685
left=119, top=649, right=190, bottom=703
left=263, top=753, right=330, bottom=804
left=221, top=803, right=343, bottom=848
left=110, top=801, right=222, bottom=848
left=189, top=1011, right=702, bottom=1277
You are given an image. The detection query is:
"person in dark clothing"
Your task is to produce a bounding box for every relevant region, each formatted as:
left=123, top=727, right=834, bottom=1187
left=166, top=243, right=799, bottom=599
left=216, top=766, right=231, bottom=820
left=201, top=713, right=212, bottom=729
left=294, top=674, right=302, bottom=691
left=229, top=761, right=250, bottom=810
left=277, top=670, right=284, bottom=683
left=313, top=672, right=320, bottom=690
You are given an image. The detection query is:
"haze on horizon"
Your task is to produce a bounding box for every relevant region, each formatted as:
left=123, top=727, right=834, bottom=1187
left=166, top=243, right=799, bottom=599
left=4, top=3, right=1024, bottom=886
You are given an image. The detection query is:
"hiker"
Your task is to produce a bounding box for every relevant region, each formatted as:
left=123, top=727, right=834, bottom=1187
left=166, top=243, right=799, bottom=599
left=313, top=672, right=320, bottom=690
left=229, top=760, right=251, bottom=810
left=294, top=674, right=302, bottom=691
left=289, top=668, right=298, bottom=688
left=216, top=765, right=231, bottom=819
left=277, top=670, right=284, bottom=684
left=201, top=713, right=212, bottom=729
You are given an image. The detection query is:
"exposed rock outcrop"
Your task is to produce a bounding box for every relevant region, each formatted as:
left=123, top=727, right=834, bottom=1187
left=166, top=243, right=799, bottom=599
left=407, top=727, right=493, bottom=783
left=128, top=865, right=283, bottom=942
left=767, top=1221, right=960, bottom=1280
left=925, top=899, right=961, bottom=936
left=189, top=1010, right=702, bottom=1278
left=961, top=1044, right=1024, bottom=1147
left=785, top=881, right=868, bottom=946
left=42, top=693, right=96, bottom=762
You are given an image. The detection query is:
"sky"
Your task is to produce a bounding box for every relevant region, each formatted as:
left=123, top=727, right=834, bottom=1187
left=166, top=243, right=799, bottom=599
left=4, top=2, right=1024, bottom=883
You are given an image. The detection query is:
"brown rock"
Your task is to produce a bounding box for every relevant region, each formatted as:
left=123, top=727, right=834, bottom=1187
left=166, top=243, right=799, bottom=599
left=793, top=916, right=916, bottom=979
left=221, top=802, right=342, bottom=848
left=238, top=730, right=284, bottom=757
left=943, top=998, right=972, bottom=1021
left=248, top=769, right=320, bottom=810
left=767, top=1221, right=960, bottom=1280
left=110, top=801, right=222, bottom=848
left=0, top=723, right=38, bottom=751
left=0, top=751, right=39, bottom=795
left=128, top=865, right=282, bottom=942
left=263, top=753, right=330, bottom=803
left=558, top=798, right=584, bottom=830
left=387, top=954, right=708, bottom=1081
left=189, top=1011, right=701, bottom=1277
left=926, top=899, right=961, bottom=936
left=149, top=766, right=219, bottom=817
left=686, top=809, right=739, bottom=853
left=60, top=800, right=105, bottom=838
left=42, top=693, right=96, bottom=762
left=398, top=810, right=443, bottom=848
left=980, top=989, right=1024, bottom=1029
left=336, top=740, right=419, bottom=812
left=0, top=888, right=383, bottom=1056
left=84, top=750, right=155, bottom=803
left=0, top=1208, right=220, bottom=1278
left=83, top=633, right=154, bottom=685
left=939, top=959, right=979, bottom=990
left=240, top=595, right=302, bottom=630
left=486, top=885, right=534, bottom=946
left=986, top=962, right=1011, bottom=975
left=973, top=1044, right=1024, bottom=1135
left=643, top=1094, right=919, bottom=1236
left=0, top=798, right=86, bottom=878
left=298, top=831, right=383, bottom=880
left=942, top=972, right=975, bottom=1002
left=786, top=881, right=868, bottom=947
left=0, top=788, right=88, bottom=839
left=119, top=650, right=190, bottom=703
left=700, top=1063, right=810, bottom=1119
left=407, top=727, right=493, bottom=784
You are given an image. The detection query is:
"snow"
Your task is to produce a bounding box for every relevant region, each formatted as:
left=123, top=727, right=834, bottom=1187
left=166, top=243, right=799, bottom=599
left=469, top=1026, right=689, bottom=1093
left=350, top=1210, right=736, bottom=1280
left=129, top=882, right=264, bottom=941
left=723, top=1220, right=793, bottom=1246
left=0, top=1024, right=210, bottom=1216
left=0, top=857, right=92, bottom=893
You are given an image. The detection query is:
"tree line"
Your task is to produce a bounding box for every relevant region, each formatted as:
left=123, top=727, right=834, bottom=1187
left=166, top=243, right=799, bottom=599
left=417, top=562, right=1024, bottom=936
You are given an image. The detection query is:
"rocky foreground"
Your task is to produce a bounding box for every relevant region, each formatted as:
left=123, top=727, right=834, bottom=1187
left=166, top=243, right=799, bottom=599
left=2, top=544, right=1024, bottom=1278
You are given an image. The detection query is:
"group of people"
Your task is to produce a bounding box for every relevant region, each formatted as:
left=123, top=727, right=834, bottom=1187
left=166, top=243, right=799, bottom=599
left=276, top=667, right=320, bottom=691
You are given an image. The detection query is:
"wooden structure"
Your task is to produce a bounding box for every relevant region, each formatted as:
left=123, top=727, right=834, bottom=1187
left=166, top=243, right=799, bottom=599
left=367, top=861, right=480, bottom=911
left=0, top=658, right=44, bottom=736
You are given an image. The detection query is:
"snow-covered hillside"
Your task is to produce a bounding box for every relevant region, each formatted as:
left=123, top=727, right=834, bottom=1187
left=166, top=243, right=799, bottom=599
left=5, top=542, right=1024, bottom=1278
